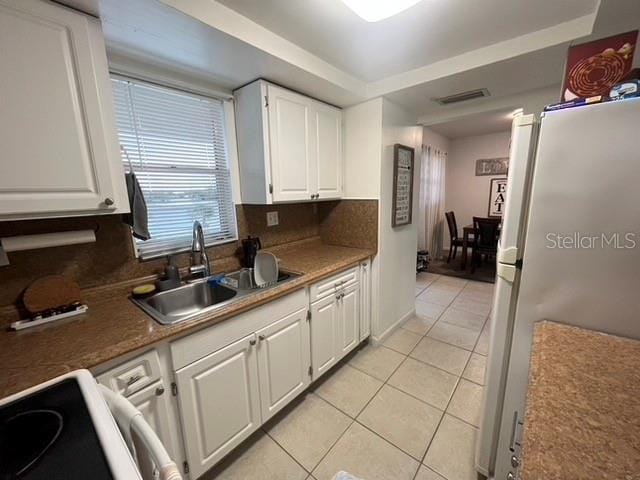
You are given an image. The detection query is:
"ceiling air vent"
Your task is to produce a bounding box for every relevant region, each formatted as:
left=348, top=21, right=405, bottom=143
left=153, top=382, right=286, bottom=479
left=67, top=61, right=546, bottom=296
left=433, top=88, right=490, bottom=105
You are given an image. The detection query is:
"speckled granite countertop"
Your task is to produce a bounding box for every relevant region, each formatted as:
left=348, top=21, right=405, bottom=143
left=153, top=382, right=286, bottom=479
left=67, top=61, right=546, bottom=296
left=0, top=240, right=373, bottom=398
left=521, top=321, right=640, bottom=480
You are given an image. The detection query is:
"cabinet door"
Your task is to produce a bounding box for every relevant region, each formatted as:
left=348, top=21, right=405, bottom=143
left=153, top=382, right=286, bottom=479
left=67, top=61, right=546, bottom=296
left=175, top=334, right=260, bottom=478
left=0, top=0, right=125, bottom=218
left=359, top=261, right=371, bottom=341
left=315, top=103, right=343, bottom=200
left=338, top=284, right=360, bottom=358
left=127, top=380, right=179, bottom=479
left=256, top=307, right=310, bottom=421
left=267, top=85, right=317, bottom=202
left=310, top=295, right=339, bottom=379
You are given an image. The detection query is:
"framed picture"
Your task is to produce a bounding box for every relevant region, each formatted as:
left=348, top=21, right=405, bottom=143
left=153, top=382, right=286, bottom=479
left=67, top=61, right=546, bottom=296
left=561, top=30, right=637, bottom=101
left=392, top=144, right=414, bottom=227
left=488, top=178, right=507, bottom=217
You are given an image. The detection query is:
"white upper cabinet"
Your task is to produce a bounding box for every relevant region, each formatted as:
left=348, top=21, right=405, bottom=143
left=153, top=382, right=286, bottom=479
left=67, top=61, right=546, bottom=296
left=235, top=80, right=343, bottom=204
left=267, top=86, right=316, bottom=202
left=0, top=0, right=128, bottom=220
left=315, top=103, right=343, bottom=200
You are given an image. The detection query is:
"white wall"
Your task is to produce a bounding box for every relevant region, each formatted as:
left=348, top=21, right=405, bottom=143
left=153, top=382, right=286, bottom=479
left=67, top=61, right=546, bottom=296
left=373, top=98, right=422, bottom=340
left=343, top=99, right=383, bottom=199
left=418, top=127, right=451, bottom=250
left=445, top=131, right=511, bottom=241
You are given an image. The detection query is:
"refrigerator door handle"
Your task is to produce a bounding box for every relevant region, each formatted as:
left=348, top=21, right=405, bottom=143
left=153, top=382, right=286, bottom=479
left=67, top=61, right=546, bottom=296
left=498, top=246, right=518, bottom=264
left=497, top=263, right=517, bottom=282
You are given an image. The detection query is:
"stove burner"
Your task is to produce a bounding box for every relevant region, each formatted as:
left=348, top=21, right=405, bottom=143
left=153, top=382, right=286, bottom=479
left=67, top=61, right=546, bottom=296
left=0, top=409, right=63, bottom=478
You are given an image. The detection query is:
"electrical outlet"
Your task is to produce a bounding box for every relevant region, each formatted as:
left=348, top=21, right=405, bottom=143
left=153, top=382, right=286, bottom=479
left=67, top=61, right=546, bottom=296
left=266, top=211, right=279, bottom=227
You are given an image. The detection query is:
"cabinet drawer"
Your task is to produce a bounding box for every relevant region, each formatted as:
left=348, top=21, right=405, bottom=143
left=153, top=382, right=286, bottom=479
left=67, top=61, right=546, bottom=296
left=309, top=266, right=359, bottom=302
left=96, top=350, right=162, bottom=397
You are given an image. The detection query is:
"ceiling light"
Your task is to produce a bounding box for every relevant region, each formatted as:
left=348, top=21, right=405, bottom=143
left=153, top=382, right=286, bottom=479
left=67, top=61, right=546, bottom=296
left=340, top=0, right=424, bottom=22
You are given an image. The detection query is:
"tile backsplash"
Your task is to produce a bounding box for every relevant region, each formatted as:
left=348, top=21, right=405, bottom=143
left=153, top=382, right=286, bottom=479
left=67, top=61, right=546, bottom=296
left=0, top=200, right=377, bottom=306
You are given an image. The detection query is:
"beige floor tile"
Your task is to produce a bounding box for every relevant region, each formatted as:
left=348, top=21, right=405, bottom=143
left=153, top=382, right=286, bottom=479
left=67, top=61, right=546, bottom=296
left=388, top=357, right=458, bottom=410
left=428, top=322, right=481, bottom=351
left=438, top=307, right=486, bottom=332
left=463, top=353, right=487, bottom=385
left=206, top=431, right=307, bottom=480
left=357, top=385, right=442, bottom=460
left=416, top=272, right=440, bottom=287
left=314, top=364, right=382, bottom=417
left=410, top=337, right=471, bottom=376
left=417, top=288, right=457, bottom=307
left=464, top=281, right=495, bottom=294
left=312, top=422, right=419, bottom=480
left=474, top=324, right=491, bottom=356
left=265, top=393, right=351, bottom=472
left=415, top=466, right=446, bottom=480
left=401, top=315, right=436, bottom=335
left=451, top=296, right=492, bottom=317
left=382, top=328, right=422, bottom=355
left=447, top=380, right=484, bottom=427
left=415, top=300, right=446, bottom=321
left=415, top=287, right=426, bottom=297
left=349, top=344, right=405, bottom=382
left=457, top=288, right=493, bottom=305
left=433, top=276, right=467, bottom=289
left=424, top=415, right=478, bottom=480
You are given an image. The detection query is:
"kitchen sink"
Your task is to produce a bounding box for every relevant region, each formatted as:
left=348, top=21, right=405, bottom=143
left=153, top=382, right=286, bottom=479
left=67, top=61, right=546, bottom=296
left=132, top=269, right=300, bottom=325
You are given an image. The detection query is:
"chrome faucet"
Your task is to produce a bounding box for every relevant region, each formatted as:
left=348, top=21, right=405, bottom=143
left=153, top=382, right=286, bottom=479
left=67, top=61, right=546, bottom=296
left=189, top=220, right=211, bottom=278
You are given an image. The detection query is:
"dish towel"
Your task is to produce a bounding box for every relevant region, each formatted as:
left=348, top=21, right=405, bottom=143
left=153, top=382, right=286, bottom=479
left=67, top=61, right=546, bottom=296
left=124, top=171, right=151, bottom=240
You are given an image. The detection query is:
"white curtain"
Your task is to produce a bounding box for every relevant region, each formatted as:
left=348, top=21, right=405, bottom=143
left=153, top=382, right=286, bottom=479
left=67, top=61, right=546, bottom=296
left=419, top=145, right=447, bottom=259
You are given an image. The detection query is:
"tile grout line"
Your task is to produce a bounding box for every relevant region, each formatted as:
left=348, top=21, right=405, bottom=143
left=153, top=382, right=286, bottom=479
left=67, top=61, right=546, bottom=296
left=411, top=276, right=490, bottom=479
left=307, top=343, right=412, bottom=478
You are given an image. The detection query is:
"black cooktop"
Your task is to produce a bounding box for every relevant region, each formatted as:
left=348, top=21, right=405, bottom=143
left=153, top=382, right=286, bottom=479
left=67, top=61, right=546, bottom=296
left=0, top=378, right=114, bottom=479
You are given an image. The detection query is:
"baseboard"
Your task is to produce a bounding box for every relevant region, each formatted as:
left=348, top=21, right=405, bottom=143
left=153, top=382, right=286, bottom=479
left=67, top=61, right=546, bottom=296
left=371, top=307, right=415, bottom=345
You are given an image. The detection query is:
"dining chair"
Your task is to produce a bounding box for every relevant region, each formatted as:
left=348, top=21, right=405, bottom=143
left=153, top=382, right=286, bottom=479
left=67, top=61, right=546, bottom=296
left=445, top=211, right=465, bottom=263
left=471, top=217, right=501, bottom=273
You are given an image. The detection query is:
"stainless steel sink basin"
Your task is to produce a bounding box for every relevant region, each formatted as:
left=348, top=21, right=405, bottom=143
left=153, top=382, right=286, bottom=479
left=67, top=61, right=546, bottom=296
left=132, top=269, right=300, bottom=325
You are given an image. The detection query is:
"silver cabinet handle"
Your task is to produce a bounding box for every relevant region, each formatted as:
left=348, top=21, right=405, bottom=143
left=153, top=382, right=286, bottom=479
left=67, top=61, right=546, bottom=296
left=126, top=374, right=142, bottom=386
left=249, top=338, right=257, bottom=346
left=258, top=334, right=266, bottom=341
left=155, top=386, right=165, bottom=396
left=104, top=197, right=114, bottom=206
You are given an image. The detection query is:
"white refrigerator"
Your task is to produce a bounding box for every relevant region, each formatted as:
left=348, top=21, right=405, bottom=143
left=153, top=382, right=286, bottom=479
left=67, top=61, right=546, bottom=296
left=476, top=97, right=640, bottom=480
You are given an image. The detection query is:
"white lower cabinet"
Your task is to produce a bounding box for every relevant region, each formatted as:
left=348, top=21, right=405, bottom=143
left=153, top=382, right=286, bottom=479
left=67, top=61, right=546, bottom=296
left=256, top=307, right=310, bottom=422
left=309, top=265, right=368, bottom=380
left=359, top=259, right=372, bottom=341
left=96, top=350, right=182, bottom=478
left=127, top=380, right=178, bottom=479
left=338, top=284, right=360, bottom=357
left=175, top=334, right=261, bottom=479
left=310, top=294, right=339, bottom=378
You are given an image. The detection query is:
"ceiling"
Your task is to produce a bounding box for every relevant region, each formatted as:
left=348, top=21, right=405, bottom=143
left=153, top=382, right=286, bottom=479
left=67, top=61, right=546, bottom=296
left=216, top=0, right=597, bottom=82
left=428, top=109, right=515, bottom=139
left=57, top=0, right=640, bottom=121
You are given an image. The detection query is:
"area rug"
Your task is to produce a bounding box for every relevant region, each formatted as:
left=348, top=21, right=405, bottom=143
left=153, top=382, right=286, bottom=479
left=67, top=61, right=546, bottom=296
left=427, top=257, right=496, bottom=283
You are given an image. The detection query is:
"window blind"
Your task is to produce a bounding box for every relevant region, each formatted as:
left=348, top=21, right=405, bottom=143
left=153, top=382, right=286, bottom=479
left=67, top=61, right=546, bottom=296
left=111, top=76, right=237, bottom=259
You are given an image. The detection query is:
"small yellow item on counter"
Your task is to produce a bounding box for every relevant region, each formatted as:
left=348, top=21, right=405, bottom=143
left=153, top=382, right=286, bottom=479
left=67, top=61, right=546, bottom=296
left=132, top=284, right=156, bottom=298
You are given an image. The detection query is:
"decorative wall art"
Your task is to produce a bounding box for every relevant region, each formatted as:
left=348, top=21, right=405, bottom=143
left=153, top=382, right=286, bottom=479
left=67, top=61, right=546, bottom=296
left=476, top=157, right=509, bottom=176
left=562, top=30, right=638, bottom=101
left=488, top=178, right=507, bottom=217
left=392, top=144, right=414, bottom=227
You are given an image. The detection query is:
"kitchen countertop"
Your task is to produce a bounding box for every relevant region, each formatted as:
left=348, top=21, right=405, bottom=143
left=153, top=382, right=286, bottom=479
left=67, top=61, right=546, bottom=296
left=0, top=240, right=373, bottom=398
left=521, top=321, right=640, bottom=480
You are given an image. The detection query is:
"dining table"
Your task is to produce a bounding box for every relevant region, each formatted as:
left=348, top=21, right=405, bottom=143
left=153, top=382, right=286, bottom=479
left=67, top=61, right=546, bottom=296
left=460, top=222, right=502, bottom=271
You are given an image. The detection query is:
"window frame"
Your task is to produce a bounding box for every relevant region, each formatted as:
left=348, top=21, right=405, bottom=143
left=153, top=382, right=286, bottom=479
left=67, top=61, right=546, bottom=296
left=110, top=73, right=239, bottom=260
